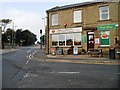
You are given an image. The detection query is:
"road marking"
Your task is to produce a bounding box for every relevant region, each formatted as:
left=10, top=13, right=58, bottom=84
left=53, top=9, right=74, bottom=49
left=50, top=72, right=80, bottom=74
left=27, top=50, right=31, bottom=53
left=26, top=50, right=37, bottom=65
left=58, top=72, right=80, bottom=74
left=23, top=73, right=38, bottom=78
left=26, top=59, right=31, bottom=64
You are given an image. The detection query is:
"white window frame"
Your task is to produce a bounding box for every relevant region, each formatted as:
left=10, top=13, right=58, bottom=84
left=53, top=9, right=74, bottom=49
left=52, top=33, right=82, bottom=47
left=99, top=6, right=109, bottom=20
left=51, top=14, right=58, bottom=26
left=73, top=10, right=82, bottom=23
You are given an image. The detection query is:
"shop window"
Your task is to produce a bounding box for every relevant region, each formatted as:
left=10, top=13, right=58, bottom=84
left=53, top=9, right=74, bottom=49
left=66, top=34, right=73, bottom=46
left=100, top=31, right=110, bottom=46
left=52, top=32, right=82, bottom=47
left=99, top=6, right=109, bottom=20
left=59, top=34, right=65, bottom=46
left=51, top=14, right=58, bottom=26
left=52, top=34, right=58, bottom=46
left=73, top=10, right=82, bottom=23
left=74, top=33, right=82, bottom=45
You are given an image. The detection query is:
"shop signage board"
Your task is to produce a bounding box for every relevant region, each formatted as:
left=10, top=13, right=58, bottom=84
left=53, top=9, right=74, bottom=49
left=50, top=48, right=56, bottom=55
left=97, top=24, right=116, bottom=31
left=50, top=27, right=82, bottom=34
left=73, top=47, right=78, bottom=55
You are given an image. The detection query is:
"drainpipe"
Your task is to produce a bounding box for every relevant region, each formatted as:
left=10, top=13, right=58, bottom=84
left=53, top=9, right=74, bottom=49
left=46, top=11, right=49, bottom=54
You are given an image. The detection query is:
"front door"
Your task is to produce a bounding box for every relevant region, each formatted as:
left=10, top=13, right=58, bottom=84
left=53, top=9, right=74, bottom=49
left=87, top=32, right=94, bottom=50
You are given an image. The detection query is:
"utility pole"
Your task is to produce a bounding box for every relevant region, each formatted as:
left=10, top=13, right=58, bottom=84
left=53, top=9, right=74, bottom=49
left=12, top=22, right=14, bottom=48
left=42, top=17, right=46, bottom=47
left=40, top=29, right=42, bottom=49
left=0, top=27, right=2, bottom=49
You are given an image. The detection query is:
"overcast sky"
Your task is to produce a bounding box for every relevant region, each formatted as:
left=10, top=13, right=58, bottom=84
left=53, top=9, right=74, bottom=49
left=0, top=0, right=93, bottom=41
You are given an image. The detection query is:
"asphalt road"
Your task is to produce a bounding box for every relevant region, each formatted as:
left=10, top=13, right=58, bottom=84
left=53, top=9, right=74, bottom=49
left=2, top=46, right=38, bottom=88
left=2, top=46, right=119, bottom=89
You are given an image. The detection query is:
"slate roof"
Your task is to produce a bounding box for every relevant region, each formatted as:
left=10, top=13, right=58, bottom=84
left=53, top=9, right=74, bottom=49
left=46, top=1, right=103, bottom=12
left=46, top=0, right=119, bottom=12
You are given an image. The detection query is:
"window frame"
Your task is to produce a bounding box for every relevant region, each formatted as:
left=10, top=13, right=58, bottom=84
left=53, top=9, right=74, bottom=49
left=51, top=14, right=58, bottom=26
left=99, top=6, right=109, bottom=20
left=51, top=32, right=82, bottom=47
left=73, top=10, right=82, bottom=23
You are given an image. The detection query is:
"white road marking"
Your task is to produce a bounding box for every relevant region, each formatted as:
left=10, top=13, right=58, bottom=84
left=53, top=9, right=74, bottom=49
left=50, top=72, right=80, bottom=74
left=26, top=50, right=37, bottom=65
left=23, top=73, right=38, bottom=78
left=58, top=72, right=80, bottom=74
left=26, top=59, right=31, bottom=65
left=27, top=50, right=31, bottom=53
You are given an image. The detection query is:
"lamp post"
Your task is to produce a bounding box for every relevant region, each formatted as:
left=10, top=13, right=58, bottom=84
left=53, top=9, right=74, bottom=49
left=40, top=29, right=42, bottom=49
left=0, top=27, right=2, bottom=49
left=42, top=17, right=46, bottom=47
left=12, top=22, right=14, bottom=48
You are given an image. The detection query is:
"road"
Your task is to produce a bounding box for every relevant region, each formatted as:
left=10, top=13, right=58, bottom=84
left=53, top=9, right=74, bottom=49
left=2, top=46, right=119, bottom=88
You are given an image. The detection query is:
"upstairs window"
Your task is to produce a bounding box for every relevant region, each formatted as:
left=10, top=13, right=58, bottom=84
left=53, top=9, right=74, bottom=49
left=99, top=6, right=109, bottom=20
left=73, top=10, right=82, bottom=23
left=51, top=14, right=58, bottom=26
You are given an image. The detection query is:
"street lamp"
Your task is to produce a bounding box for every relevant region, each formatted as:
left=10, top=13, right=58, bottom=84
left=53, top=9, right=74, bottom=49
left=40, top=29, right=42, bottom=49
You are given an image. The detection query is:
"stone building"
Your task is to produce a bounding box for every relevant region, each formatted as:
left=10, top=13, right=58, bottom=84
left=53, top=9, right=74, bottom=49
left=45, top=1, right=120, bottom=56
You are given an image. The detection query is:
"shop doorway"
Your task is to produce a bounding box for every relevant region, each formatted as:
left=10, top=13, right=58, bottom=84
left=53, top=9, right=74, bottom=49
left=87, top=32, right=94, bottom=50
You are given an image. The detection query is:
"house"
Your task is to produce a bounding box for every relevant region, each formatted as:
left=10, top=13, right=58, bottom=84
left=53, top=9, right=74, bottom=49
left=45, top=1, right=120, bottom=56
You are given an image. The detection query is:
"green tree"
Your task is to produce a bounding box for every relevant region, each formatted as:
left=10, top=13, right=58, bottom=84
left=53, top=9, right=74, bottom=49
left=15, top=29, right=22, bottom=46
left=0, top=19, right=12, bottom=32
left=21, top=30, right=37, bottom=46
left=0, top=19, right=12, bottom=48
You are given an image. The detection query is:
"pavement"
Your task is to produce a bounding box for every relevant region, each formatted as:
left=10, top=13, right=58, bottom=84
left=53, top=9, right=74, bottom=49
left=33, top=49, right=120, bottom=65
left=0, top=49, right=18, bottom=54
left=1, top=48, right=120, bottom=65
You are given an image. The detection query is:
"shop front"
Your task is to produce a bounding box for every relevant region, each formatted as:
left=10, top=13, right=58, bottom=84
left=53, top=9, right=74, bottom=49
left=50, top=27, right=82, bottom=55
left=97, top=24, right=117, bottom=54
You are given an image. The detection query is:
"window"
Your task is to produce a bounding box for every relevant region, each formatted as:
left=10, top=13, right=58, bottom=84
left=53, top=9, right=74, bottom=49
left=100, top=31, right=110, bottom=46
left=66, top=34, right=73, bottom=45
left=99, top=6, right=109, bottom=20
left=52, top=33, right=82, bottom=46
left=52, top=35, right=58, bottom=46
left=74, top=33, right=82, bottom=45
left=59, top=34, right=65, bottom=46
left=73, top=10, right=82, bottom=23
left=52, top=14, right=58, bottom=26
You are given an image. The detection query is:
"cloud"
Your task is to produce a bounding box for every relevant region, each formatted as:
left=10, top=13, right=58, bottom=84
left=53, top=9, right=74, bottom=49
left=1, top=8, right=43, bottom=41
left=0, top=0, right=93, bottom=2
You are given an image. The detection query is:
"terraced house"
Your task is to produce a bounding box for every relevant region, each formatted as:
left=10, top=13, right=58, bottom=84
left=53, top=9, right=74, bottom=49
left=45, top=1, right=120, bottom=57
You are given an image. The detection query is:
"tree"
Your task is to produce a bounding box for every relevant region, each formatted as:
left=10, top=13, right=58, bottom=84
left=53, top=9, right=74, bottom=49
left=0, top=19, right=12, bottom=48
left=20, top=30, right=37, bottom=46
left=0, top=19, right=12, bottom=32
left=15, top=29, right=22, bottom=46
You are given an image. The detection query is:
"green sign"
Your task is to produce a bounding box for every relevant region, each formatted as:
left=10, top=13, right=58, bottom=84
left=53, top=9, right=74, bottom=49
left=97, top=24, right=116, bottom=30
left=82, top=35, right=86, bottom=43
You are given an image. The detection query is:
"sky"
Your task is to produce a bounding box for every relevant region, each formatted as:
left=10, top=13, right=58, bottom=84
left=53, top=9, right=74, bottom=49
left=0, top=0, right=93, bottom=42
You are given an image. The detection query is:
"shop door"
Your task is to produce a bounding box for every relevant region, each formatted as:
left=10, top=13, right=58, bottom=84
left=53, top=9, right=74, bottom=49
left=87, top=32, right=94, bottom=50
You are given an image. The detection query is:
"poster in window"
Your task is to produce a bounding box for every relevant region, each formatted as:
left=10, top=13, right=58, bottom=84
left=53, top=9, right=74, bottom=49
left=101, top=32, right=109, bottom=39
left=100, top=31, right=110, bottom=45
left=95, top=36, right=100, bottom=45
left=82, top=35, right=86, bottom=43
